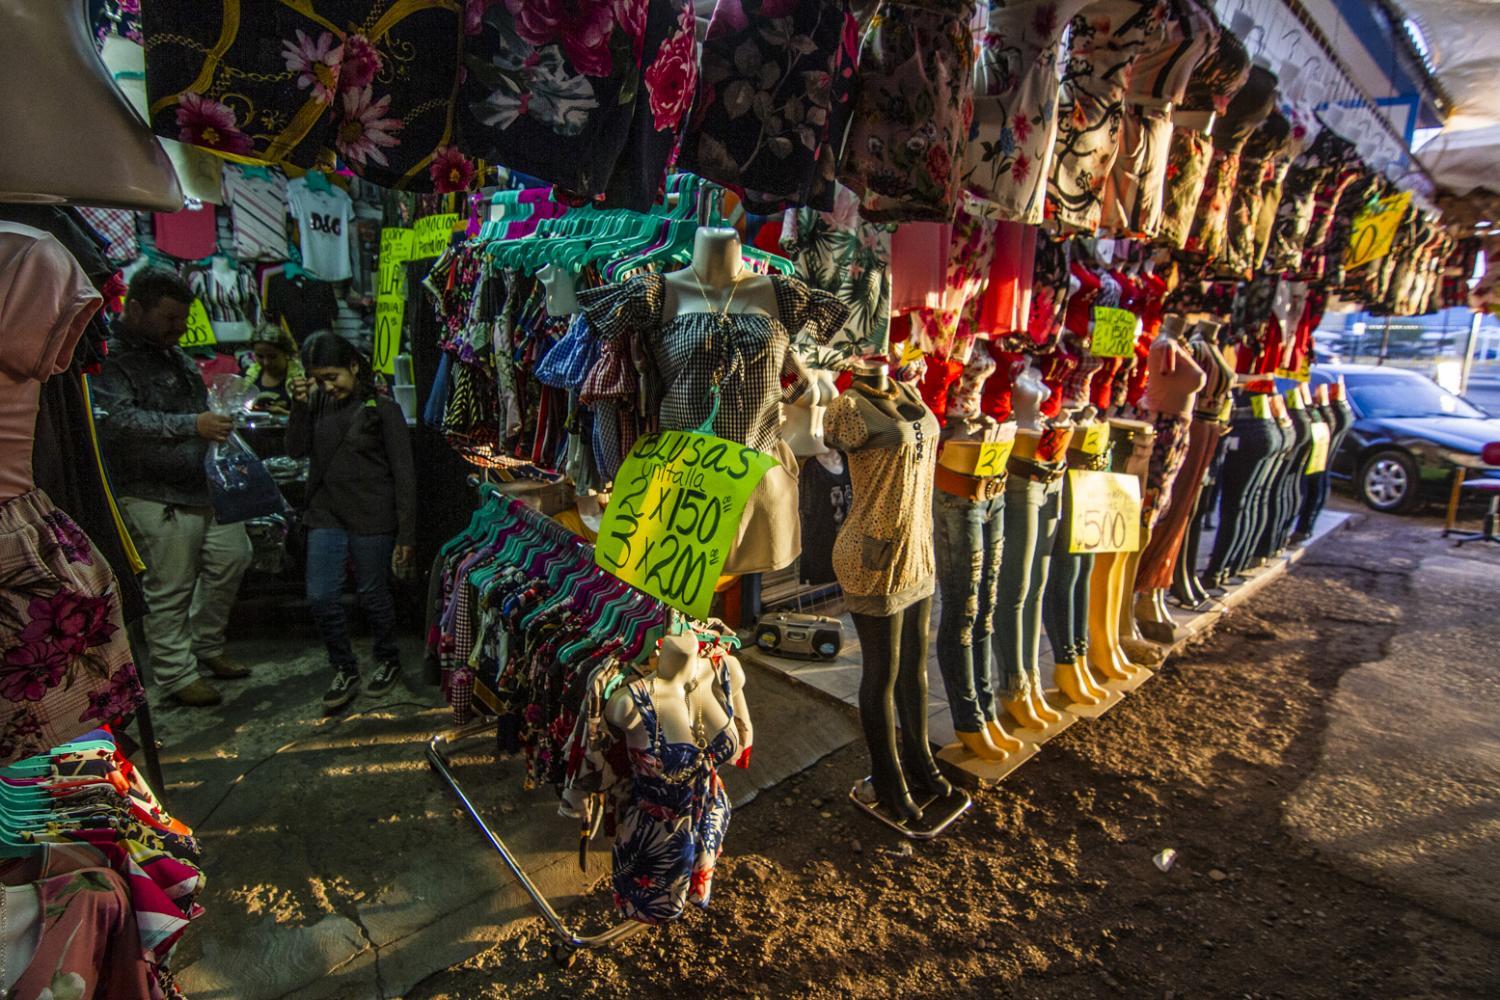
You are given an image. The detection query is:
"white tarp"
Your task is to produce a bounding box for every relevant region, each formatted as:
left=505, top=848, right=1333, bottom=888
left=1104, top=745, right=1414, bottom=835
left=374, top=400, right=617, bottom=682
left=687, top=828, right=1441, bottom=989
left=1401, top=1, right=1500, bottom=192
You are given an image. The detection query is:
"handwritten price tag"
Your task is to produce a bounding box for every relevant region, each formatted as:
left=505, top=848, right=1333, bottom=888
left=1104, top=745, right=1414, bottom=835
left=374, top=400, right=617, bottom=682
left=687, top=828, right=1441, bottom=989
left=1089, top=306, right=1138, bottom=358
left=1250, top=394, right=1272, bottom=420
left=377, top=227, right=413, bottom=297
left=1276, top=354, right=1311, bottom=383
left=178, top=299, right=217, bottom=348
left=1305, top=422, right=1332, bottom=474
left=1345, top=191, right=1412, bottom=270
left=411, top=213, right=459, bottom=259
left=942, top=439, right=1015, bottom=477
left=373, top=294, right=405, bottom=376
left=1068, top=470, right=1141, bottom=554
left=1077, top=422, right=1110, bottom=456
left=596, top=430, right=777, bottom=618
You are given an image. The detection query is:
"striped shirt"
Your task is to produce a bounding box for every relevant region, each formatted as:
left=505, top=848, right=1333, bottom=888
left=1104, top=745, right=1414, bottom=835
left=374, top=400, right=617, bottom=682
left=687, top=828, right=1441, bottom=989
left=222, top=165, right=290, bottom=262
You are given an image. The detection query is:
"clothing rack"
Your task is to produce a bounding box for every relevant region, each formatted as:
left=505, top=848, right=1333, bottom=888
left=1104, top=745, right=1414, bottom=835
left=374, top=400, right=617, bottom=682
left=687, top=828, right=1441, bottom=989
left=423, top=476, right=650, bottom=967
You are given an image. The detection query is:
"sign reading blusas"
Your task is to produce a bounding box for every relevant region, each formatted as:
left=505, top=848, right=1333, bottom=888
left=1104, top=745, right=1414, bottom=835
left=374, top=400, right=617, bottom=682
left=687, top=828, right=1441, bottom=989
left=1068, top=470, right=1142, bottom=554
left=178, top=298, right=217, bottom=348
left=596, top=430, right=777, bottom=618
left=1089, top=306, right=1139, bottom=358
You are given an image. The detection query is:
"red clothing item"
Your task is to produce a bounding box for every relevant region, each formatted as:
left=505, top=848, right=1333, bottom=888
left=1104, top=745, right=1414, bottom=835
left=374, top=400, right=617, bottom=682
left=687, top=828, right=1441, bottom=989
left=152, top=203, right=217, bottom=260
left=1125, top=332, right=1153, bottom=408
left=1038, top=347, right=1077, bottom=418
left=1062, top=262, right=1103, bottom=337
left=1089, top=355, right=1124, bottom=410
left=1139, top=271, right=1169, bottom=337
left=918, top=355, right=965, bottom=424
left=981, top=346, right=1022, bottom=422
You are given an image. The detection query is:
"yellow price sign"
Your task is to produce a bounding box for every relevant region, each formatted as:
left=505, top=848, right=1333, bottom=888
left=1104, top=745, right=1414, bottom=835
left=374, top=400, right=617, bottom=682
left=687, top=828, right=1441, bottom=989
left=178, top=298, right=217, bottom=348
left=596, top=430, right=777, bottom=618
left=412, top=213, right=459, bottom=259
left=377, top=227, right=414, bottom=297
left=970, top=440, right=1014, bottom=477
left=1344, top=191, right=1412, bottom=270
left=1068, top=470, right=1141, bottom=554
left=1089, top=306, right=1138, bottom=358
left=1275, top=353, right=1311, bottom=383
left=1305, top=422, right=1332, bottom=474
left=1076, top=421, right=1110, bottom=456
left=1250, top=394, right=1272, bottom=420
left=373, top=294, right=405, bottom=376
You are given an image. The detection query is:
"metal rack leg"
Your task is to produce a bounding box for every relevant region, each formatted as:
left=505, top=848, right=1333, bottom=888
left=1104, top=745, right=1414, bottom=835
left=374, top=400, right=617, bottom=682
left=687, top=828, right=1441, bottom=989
left=426, top=722, right=647, bottom=965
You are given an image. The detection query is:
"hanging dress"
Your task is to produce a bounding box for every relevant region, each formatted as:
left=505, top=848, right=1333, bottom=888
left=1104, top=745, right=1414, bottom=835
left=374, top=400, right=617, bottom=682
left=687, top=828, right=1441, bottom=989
left=611, top=663, right=739, bottom=924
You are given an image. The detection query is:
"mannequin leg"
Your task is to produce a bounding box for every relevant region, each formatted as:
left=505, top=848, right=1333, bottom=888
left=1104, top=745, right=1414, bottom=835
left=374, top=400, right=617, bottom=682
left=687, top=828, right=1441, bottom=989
left=1069, top=551, right=1108, bottom=696
left=894, top=598, right=951, bottom=800
left=933, top=492, right=1001, bottom=752
left=1024, top=481, right=1066, bottom=723
left=975, top=496, right=1022, bottom=753
left=1206, top=419, right=1272, bottom=585
left=997, top=477, right=1051, bottom=730
left=1087, top=550, right=1139, bottom=681
left=1045, top=488, right=1104, bottom=705
left=852, top=610, right=921, bottom=822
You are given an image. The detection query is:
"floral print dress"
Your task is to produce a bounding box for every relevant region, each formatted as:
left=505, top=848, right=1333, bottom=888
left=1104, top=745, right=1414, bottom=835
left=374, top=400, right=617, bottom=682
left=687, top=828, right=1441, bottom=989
left=1156, top=29, right=1250, bottom=248
left=461, top=0, right=699, bottom=208
left=962, top=0, right=1092, bottom=225
left=840, top=0, right=978, bottom=223
left=1045, top=0, right=1167, bottom=234
left=142, top=1, right=478, bottom=192
left=611, top=665, right=739, bottom=924
left=1182, top=64, right=1277, bottom=264
left=679, top=1, right=860, bottom=214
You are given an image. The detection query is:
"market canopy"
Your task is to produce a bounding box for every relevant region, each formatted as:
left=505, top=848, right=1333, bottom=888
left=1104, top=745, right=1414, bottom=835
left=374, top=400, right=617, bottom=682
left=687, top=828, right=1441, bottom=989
left=1400, top=0, right=1500, bottom=195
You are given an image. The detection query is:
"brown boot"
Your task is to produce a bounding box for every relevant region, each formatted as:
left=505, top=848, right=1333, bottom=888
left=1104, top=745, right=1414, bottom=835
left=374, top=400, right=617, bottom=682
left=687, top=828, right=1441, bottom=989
left=200, top=654, right=251, bottom=679
left=170, top=679, right=223, bottom=707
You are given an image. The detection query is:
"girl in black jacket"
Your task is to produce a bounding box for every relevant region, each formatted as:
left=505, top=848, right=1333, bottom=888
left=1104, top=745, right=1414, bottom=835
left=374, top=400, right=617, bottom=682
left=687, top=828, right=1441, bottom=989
left=287, top=333, right=416, bottom=713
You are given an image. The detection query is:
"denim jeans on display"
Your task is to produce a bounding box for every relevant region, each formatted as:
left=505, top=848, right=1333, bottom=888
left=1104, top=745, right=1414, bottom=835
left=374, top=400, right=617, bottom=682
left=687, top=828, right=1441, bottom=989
left=1295, top=403, right=1352, bottom=536
left=1270, top=407, right=1314, bottom=552
left=1205, top=417, right=1279, bottom=582
left=306, top=527, right=399, bottom=671
left=1251, top=418, right=1299, bottom=562
left=994, top=474, right=1063, bottom=700
left=933, top=489, right=1006, bottom=732
left=1042, top=478, right=1092, bottom=664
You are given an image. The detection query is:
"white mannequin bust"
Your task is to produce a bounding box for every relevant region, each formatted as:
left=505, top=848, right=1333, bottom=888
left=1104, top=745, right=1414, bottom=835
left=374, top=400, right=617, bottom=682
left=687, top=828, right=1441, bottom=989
left=606, top=634, right=752, bottom=753
left=661, top=228, right=778, bottom=321
left=782, top=368, right=838, bottom=458
left=1012, top=360, right=1048, bottom=432
left=538, top=264, right=579, bottom=316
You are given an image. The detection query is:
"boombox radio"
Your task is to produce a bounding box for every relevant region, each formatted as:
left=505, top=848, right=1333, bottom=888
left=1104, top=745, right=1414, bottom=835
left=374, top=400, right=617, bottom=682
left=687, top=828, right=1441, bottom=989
left=752, top=612, right=844, bottom=660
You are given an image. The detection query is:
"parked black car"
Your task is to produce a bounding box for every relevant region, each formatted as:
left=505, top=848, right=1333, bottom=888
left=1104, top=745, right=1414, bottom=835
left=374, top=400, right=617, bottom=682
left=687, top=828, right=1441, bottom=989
left=1308, top=364, right=1500, bottom=513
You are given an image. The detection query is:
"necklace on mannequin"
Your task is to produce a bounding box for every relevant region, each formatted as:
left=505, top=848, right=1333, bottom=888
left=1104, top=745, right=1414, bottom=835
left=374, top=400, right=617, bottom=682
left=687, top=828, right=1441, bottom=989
left=653, top=672, right=709, bottom=750
left=689, top=267, right=745, bottom=326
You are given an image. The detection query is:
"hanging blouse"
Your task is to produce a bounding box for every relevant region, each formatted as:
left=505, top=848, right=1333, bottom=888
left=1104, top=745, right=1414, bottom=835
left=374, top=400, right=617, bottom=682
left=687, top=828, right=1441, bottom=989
left=1045, top=0, right=1168, bottom=234
left=459, top=0, right=697, bottom=208
left=1183, top=64, right=1278, bottom=263
left=1156, top=29, right=1250, bottom=248
left=142, top=1, right=474, bottom=192
left=1100, top=0, right=1218, bottom=238
left=780, top=184, right=897, bottom=357
left=840, top=0, right=977, bottom=222
left=679, top=1, right=859, bottom=215
left=909, top=196, right=1000, bottom=363
left=1221, top=108, right=1292, bottom=277
left=576, top=273, right=848, bottom=453
left=962, top=0, right=1092, bottom=225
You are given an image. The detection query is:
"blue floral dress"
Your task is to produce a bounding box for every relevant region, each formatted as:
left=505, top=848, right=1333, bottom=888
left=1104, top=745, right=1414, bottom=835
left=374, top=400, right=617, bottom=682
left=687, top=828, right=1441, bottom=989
left=611, top=664, right=739, bottom=924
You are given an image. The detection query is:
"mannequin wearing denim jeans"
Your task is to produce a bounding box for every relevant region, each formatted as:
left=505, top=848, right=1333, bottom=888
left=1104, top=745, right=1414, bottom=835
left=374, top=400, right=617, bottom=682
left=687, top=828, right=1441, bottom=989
left=1205, top=399, right=1279, bottom=586
left=1265, top=394, right=1313, bottom=556
left=1295, top=390, right=1353, bottom=539
left=994, top=427, right=1071, bottom=731
left=1042, top=456, right=1109, bottom=706
left=1248, top=403, right=1298, bottom=566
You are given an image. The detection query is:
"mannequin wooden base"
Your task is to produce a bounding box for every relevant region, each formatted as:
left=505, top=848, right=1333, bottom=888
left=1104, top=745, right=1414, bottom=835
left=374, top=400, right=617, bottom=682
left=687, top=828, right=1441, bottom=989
left=1009, top=696, right=1080, bottom=745
left=1061, top=684, right=1126, bottom=718
left=849, top=779, right=971, bottom=839
left=936, top=739, right=1040, bottom=783
left=1102, top=665, right=1155, bottom=694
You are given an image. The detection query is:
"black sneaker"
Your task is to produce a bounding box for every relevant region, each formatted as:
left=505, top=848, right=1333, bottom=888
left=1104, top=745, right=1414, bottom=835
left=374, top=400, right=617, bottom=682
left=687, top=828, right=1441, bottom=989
left=322, top=668, right=360, bottom=714
left=367, top=659, right=402, bottom=697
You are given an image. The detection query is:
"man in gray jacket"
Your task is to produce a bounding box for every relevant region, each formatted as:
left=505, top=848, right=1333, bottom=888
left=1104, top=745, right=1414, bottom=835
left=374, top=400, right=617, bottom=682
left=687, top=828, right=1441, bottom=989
left=94, top=268, right=252, bottom=707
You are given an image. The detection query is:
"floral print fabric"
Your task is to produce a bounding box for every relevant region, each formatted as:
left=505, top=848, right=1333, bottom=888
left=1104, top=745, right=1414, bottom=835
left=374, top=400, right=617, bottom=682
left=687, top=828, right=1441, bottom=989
left=142, top=1, right=477, bottom=192
left=1183, top=64, right=1277, bottom=263
left=1222, top=108, right=1291, bottom=277
left=1046, top=0, right=1168, bottom=234
left=780, top=184, right=897, bottom=356
left=679, top=1, right=860, bottom=214
left=909, top=196, right=1001, bottom=364
left=962, top=0, right=1091, bottom=225
left=1265, top=126, right=1359, bottom=275
left=1156, top=28, right=1250, bottom=248
left=0, top=492, right=143, bottom=766
left=611, top=664, right=738, bottom=924
left=840, top=0, right=978, bottom=223
left=461, top=0, right=698, bottom=209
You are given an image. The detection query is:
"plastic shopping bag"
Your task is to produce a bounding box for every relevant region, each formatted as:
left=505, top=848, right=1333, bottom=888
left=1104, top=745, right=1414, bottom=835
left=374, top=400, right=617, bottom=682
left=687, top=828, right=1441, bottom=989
left=205, top=432, right=288, bottom=524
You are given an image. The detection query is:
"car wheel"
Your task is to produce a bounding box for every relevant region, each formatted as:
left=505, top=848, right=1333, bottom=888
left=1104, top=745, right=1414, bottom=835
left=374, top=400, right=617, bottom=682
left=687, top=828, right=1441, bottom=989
left=1359, top=449, right=1419, bottom=513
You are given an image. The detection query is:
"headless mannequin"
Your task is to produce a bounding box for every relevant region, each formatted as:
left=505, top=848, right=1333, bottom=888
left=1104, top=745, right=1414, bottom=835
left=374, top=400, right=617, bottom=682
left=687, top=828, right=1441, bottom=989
left=538, top=264, right=579, bottom=316
left=1172, top=321, right=1234, bottom=609
left=605, top=635, right=753, bottom=757
left=0, top=1, right=181, bottom=209
left=1048, top=413, right=1113, bottom=706
left=663, top=228, right=779, bottom=319
left=782, top=368, right=839, bottom=458
left=1087, top=419, right=1153, bottom=682
left=840, top=360, right=953, bottom=822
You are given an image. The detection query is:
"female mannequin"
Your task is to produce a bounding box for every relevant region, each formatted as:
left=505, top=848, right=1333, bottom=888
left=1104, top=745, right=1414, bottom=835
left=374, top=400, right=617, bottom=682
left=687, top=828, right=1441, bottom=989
left=1294, top=379, right=1352, bottom=540
left=1164, top=321, right=1234, bottom=609
left=1087, top=419, right=1152, bottom=684
left=1043, top=413, right=1113, bottom=706
left=933, top=351, right=1023, bottom=761
left=1, top=4, right=180, bottom=209
left=1204, top=387, right=1283, bottom=587
left=782, top=368, right=840, bottom=459
left=994, top=362, right=1074, bottom=731
left=826, top=359, right=952, bottom=821
left=578, top=227, right=849, bottom=576
left=538, top=264, right=579, bottom=316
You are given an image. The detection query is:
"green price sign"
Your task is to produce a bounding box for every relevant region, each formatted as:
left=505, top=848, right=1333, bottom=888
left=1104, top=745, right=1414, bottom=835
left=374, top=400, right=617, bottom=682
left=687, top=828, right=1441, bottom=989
left=377, top=227, right=413, bottom=297
left=1089, top=306, right=1139, bottom=358
left=373, top=294, right=405, bottom=376
left=596, top=430, right=777, bottom=618
left=179, top=298, right=217, bottom=348
left=412, top=213, right=459, bottom=260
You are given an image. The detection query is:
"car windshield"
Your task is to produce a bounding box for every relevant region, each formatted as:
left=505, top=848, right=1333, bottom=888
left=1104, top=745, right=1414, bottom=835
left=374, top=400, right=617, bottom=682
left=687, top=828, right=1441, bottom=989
left=1345, top=374, right=1486, bottom=420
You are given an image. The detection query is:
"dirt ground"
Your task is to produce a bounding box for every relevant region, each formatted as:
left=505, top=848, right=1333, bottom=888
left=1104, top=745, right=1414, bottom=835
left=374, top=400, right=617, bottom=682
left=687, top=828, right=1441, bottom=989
left=408, top=504, right=1500, bottom=1000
